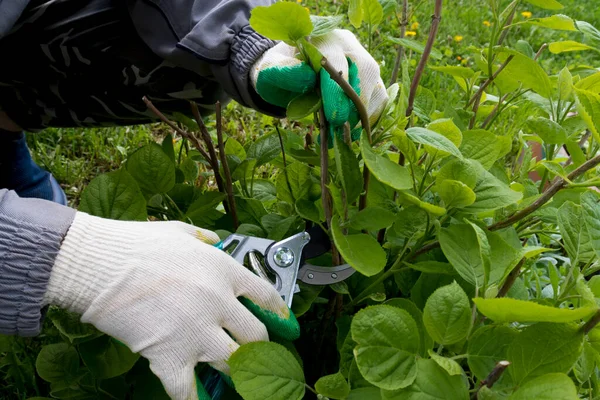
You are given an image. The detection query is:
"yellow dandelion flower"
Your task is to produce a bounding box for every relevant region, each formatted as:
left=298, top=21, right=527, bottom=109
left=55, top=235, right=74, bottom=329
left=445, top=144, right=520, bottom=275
left=457, top=56, right=462, bottom=60
left=483, top=20, right=491, bottom=27
left=296, top=0, right=302, bottom=3
left=521, top=11, right=532, bottom=18
left=405, top=31, right=417, bottom=37
left=454, top=35, right=464, bottom=42
left=411, top=22, right=420, bottom=30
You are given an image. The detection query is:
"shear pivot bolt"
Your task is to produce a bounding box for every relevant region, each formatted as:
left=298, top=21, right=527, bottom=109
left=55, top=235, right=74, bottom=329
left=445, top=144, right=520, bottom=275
left=274, top=247, right=294, bottom=267
left=307, top=273, right=314, bottom=279
left=331, top=273, right=338, bottom=279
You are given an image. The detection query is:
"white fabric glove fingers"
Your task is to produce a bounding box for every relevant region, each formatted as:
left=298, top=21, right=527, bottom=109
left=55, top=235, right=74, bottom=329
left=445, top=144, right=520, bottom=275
left=250, top=42, right=302, bottom=88
left=313, top=35, right=349, bottom=82
left=231, top=264, right=290, bottom=319
left=197, top=328, right=240, bottom=375
left=221, top=300, right=269, bottom=345
left=149, top=357, right=198, bottom=400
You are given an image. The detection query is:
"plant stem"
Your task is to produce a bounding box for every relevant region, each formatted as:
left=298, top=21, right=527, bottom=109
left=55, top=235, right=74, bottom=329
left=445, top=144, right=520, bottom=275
left=497, top=258, right=525, bottom=298
left=390, top=0, right=409, bottom=85
left=406, top=0, right=443, bottom=118
left=581, top=310, right=600, bottom=335
left=467, top=55, right=514, bottom=109
left=215, top=101, right=239, bottom=229
left=472, top=361, right=510, bottom=399
left=319, top=109, right=333, bottom=230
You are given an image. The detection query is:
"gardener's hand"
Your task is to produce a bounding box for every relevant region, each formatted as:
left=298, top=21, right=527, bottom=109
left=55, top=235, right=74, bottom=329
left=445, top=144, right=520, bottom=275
left=43, top=212, right=299, bottom=400
left=251, top=29, right=388, bottom=140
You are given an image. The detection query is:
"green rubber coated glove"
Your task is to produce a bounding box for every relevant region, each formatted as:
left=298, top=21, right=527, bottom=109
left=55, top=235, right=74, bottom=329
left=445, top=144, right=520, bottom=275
left=251, top=29, right=389, bottom=142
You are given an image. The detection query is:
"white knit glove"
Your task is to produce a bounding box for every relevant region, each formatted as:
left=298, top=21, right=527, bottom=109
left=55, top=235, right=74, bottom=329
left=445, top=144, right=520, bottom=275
left=43, top=212, right=299, bottom=400
left=251, top=29, right=388, bottom=137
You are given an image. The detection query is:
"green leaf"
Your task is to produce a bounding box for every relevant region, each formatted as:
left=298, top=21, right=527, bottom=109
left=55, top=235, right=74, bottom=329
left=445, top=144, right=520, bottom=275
left=404, top=261, right=455, bottom=275
left=360, top=135, right=412, bottom=191
left=574, top=88, right=600, bottom=144
left=249, top=2, right=313, bottom=43
left=474, top=298, right=597, bottom=323
left=558, top=201, right=596, bottom=263
left=397, top=191, right=447, bottom=216
left=295, top=199, right=322, bottom=223
left=582, top=191, right=600, bottom=259
left=423, top=282, right=471, bottom=345
left=439, top=224, right=486, bottom=287
left=347, top=387, right=381, bottom=400
left=385, top=298, right=434, bottom=357
left=47, top=308, right=101, bottom=345
left=430, top=66, right=475, bottom=80
left=406, top=127, right=463, bottom=159
left=161, top=133, right=175, bottom=162
left=36, top=343, right=80, bottom=383
left=464, top=162, right=523, bottom=213
left=507, top=322, right=583, bottom=385
left=381, top=359, right=469, bottom=400
left=362, top=0, right=383, bottom=26
left=387, top=38, right=443, bottom=60
left=236, top=197, right=268, bottom=227
left=526, top=117, right=568, bottom=144
left=79, top=336, right=139, bottom=379
left=292, top=282, right=324, bottom=317
left=225, top=137, right=246, bottom=161
left=180, top=157, right=198, bottom=182
left=247, top=132, right=282, bottom=167
left=549, top=41, right=595, bottom=53
left=523, top=15, right=576, bottom=31
left=495, top=51, right=552, bottom=99
left=428, top=350, right=463, bottom=375
left=276, top=161, right=312, bottom=204
left=574, top=341, right=595, bottom=383
left=310, top=15, right=344, bottom=37
left=315, top=372, right=350, bottom=399
left=287, top=92, right=322, bottom=120
left=459, top=129, right=500, bottom=170
left=79, top=169, right=147, bottom=221
left=184, top=191, right=226, bottom=223
left=230, top=342, right=305, bottom=400
left=468, top=325, right=518, bottom=383
left=126, top=143, right=176, bottom=195
left=349, top=206, right=396, bottom=231
left=508, top=373, right=578, bottom=400
left=331, top=216, right=386, bottom=277
left=335, top=136, right=363, bottom=204
left=348, top=0, right=363, bottom=28
left=522, top=0, right=563, bottom=10
left=435, top=180, right=476, bottom=208
left=351, top=305, right=419, bottom=390
left=427, top=118, right=463, bottom=148
left=437, top=159, right=478, bottom=189
left=391, top=129, right=418, bottom=164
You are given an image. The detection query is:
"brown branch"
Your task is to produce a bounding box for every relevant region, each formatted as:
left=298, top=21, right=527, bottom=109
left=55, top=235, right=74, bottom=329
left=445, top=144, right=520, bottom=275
left=390, top=0, right=409, bottom=85
left=480, top=93, right=509, bottom=129
left=319, top=109, right=333, bottom=229
left=472, top=361, right=510, bottom=399
left=406, top=0, right=443, bottom=118
left=190, top=102, right=226, bottom=194
left=467, top=55, right=514, bottom=108
left=497, top=258, right=525, bottom=298
left=215, top=101, right=238, bottom=229
left=582, top=310, right=600, bottom=335
left=534, top=43, right=548, bottom=61
left=142, top=96, right=211, bottom=162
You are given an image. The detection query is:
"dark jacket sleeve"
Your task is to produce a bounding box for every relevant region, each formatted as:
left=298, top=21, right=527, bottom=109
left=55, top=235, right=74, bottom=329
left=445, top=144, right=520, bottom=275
left=0, top=0, right=30, bottom=40
left=127, top=0, right=286, bottom=118
left=0, top=190, right=75, bottom=336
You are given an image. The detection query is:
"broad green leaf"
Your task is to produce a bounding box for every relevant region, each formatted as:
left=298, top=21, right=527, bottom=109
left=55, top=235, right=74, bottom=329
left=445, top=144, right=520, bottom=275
left=436, top=180, right=476, bottom=208
left=287, top=92, right=321, bottom=120
left=406, top=127, right=463, bottom=159
left=247, top=132, right=282, bottom=167
left=351, top=305, right=419, bottom=390
left=79, top=169, right=147, bottom=221
left=331, top=216, right=386, bottom=277
left=236, top=197, right=268, bottom=227
left=161, top=133, right=175, bottom=162
left=428, top=350, right=463, bottom=375
left=427, top=118, right=463, bottom=148
left=468, top=325, right=518, bottom=383
left=466, top=221, right=491, bottom=287
left=348, top=0, right=363, bottom=28
left=385, top=298, right=434, bottom=357
left=437, top=158, right=478, bottom=189
left=508, top=373, right=578, bottom=400
left=527, top=117, right=568, bottom=144
left=558, top=201, right=596, bottom=263
left=574, top=341, right=595, bottom=383
left=180, top=157, right=198, bottom=182
left=184, top=191, right=226, bottom=223
left=249, top=2, right=313, bottom=43
left=349, top=206, right=396, bottom=231
left=261, top=214, right=300, bottom=241
left=295, top=199, right=322, bottom=223
left=549, top=41, right=595, bottom=54
left=582, top=191, right=600, bottom=259
left=423, top=282, right=471, bottom=345
left=36, top=343, right=80, bottom=383
left=310, top=15, right=344, bottom=37
left=47, top=309, right=101, bottom=345
left=575, top=88, right=600, bottom=143
left=439, top=224, right=485, bottom=287
left=522, top=0, right=563, bottom=10
left=347, top=387, right=381, bottom=400
left=387, top=38, right=443, bottom=60
left=523, top=14, right=576, bottom=31
left=360, top=135, right=412, bottom=191
left=459, top=129, right=500, bottom=170
left=473, top=298, right=597, bottom=323
left=225, top=137, right=246, bottom=161
left=487, top=231, right=522, bottom=285
left=230, top=342, right=305, bottom=400
left=464, top=162, right=523, bottom=213
left=292, top=282, right=324, bottom=317
left=507, top=322, right=583, bottom=384
left=276, top=161, right=312, bottom=204
left=575, top=71, right=600, bottom=93
left=79, top=336, right=139, bottom=379
left=315, top=372, right=350, bottom=399
left=495, top=51, right=552, bottom=99
left=577, top=20, right=600, bottom=41
left=398, top=191, right=447, bottom=216
left=126, top=143, right=176, bottom=195
left=381, top=359, right=469, bottom=400
left=404, top=261, right=455, bottom=275
left=362, top=0, right=383, bottom=26
left=430, top=66, right=475, bottom=80
left=335, top=136, right=363, bottom=204
left=391, top=128, right=418, bottom=164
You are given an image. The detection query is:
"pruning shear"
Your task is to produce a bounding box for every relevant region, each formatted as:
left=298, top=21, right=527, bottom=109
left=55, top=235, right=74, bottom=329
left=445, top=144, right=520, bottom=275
left=216, top=227, right=356, bottom=307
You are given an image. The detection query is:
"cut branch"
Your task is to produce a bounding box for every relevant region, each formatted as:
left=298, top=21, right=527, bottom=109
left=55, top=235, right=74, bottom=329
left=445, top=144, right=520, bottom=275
left=215, top=101, right=239, bottom=229
left=406, top=0, right=443, bottom=118
left=390, top=0, right=409, bottom=85
left=467, top=55, right=514, bottom=109
left=472, top=361, right=510, bottom=399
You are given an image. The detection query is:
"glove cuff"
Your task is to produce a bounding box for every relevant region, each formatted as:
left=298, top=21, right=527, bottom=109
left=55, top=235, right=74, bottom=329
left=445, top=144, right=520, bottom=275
left=43, top=212, right=141, bottom=314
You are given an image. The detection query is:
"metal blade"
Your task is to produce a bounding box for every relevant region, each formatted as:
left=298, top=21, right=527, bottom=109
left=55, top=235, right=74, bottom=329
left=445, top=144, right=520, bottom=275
left=296, top=263, right=356, bottom=285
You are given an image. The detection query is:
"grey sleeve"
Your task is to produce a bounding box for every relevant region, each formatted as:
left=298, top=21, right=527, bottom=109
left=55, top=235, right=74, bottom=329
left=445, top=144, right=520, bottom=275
left=127, top=0, right=286, bottom=118
left=0, top=190, right=75, bottom=336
